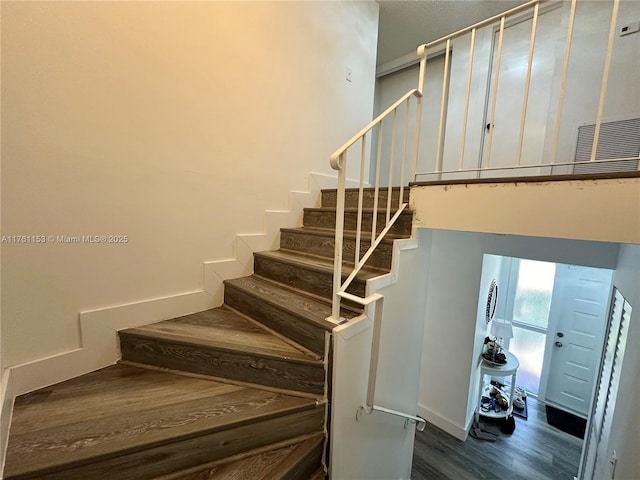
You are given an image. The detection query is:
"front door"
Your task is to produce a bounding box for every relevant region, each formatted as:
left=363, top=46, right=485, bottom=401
left=542, top=264, right=613, bottom=417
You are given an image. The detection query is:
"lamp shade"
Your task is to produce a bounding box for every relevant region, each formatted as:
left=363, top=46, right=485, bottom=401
left=490, top=318, right=514, bottom=340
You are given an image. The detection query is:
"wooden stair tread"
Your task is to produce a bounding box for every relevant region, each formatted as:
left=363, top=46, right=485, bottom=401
left=309, top=467, right=327, bottom=480
left=120, top=306, right=319, bottom=365
left=223, top=276, right=353, bottom=332
left=322, top=186, right=408, bottom=190
left=302, top=207, right=413, bottom=237
left=160, top=434, right=324, bottom=480
left=4, top=364, right=320, bottom=478
left=253, top=250, right=382, bottom=280
left=279, top=226, right=408, bottom=242
left=320, top=187, right=410, bottom=210
left=304, top=206, right=413, bottom=214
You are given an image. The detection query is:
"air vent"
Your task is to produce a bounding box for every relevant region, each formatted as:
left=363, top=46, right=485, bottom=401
left=574, top=117, right=640, bottom=173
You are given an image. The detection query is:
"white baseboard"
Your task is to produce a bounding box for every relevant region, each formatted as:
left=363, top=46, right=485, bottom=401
left=1, top=368, right=15, bottom=478
left=202, top=171, right=355, bottom=302
left=366, top=237, right=418, bottom=293
left=9, top=289, right=215, bottom=397
left=417, top=402, right=470, bottom=441
left=7, top=171, right=336, bottom=399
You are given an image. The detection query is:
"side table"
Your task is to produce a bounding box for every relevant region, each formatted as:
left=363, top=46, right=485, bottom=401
left=475, top=350, right=520, bottom=422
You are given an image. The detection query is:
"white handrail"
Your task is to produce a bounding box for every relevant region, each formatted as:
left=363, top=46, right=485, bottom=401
left=328, top=45, right=427, bottom=321
left=329, top=89, right=422, bottom=169
left=419, top=0, right=547, bottom=50
left=338, top=291, right=427, bottom=432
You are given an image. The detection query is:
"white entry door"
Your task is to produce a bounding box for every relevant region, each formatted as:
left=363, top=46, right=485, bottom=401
left=542, top=264, right=613, bottom=417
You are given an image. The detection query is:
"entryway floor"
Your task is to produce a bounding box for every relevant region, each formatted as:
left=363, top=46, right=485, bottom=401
left=411, top=397, right=582, bottom=480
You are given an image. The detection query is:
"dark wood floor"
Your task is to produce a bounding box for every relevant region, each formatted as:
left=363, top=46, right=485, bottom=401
left=412, top=397, right=583, bottom=480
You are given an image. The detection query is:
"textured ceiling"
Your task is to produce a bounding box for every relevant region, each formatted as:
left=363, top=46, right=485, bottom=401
left=377, top=0, right=527, bottom=65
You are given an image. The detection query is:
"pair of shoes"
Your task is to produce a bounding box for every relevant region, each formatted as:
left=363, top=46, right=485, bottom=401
left=513, top=386, right=526, bottom=409
left=482, top=352, right=507, bottom=365
left=469, top=425, right=498, bottom=441
left=474, top=421, right=501, bottom=436
left=515, top=386, right=527, bottom=398
left=490, top=387, right=508, bottom=410
left=514, top=395, right=525, bottom=409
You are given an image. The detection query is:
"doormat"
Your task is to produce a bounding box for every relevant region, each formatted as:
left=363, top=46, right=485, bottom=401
left=545, top=405, right=586, bottom=439
left=513, top=396, right=528, bottom=420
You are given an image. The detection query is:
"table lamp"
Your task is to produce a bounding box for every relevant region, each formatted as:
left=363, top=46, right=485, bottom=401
left=490, top=318, right=514, bottom=351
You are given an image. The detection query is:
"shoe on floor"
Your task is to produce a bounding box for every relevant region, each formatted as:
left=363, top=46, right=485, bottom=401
left=473, top=421, right=501, bottom=436
left=469, top=427, right=497, bottom=441
left=514, top=396, right=525, bottom=409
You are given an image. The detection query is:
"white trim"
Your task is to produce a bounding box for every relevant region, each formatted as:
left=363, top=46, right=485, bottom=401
left=377, top=52, right=420, bottom=78
left=364, top=237, right=419, bottom=293
left=1, top=368, right=15, bottom=478
left=203, top=171, right=354, bottom=304
left=9, top=289, right=215, bottom=397
left=376, top=46, right=448, bottom=78
left=6, top=171, right=338, bottom=399
left=416, top=402, right=470, bottom=441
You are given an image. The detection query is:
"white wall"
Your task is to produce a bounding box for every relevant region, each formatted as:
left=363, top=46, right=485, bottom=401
left=466, top=254, right=504, bottom=429
left=1, top=1, right=379, bottom=368
left=601, top=244, right=640, bottom=480
left=331, top=232, right=429, bottom=480
left=417, top=229, right=620, bottom=439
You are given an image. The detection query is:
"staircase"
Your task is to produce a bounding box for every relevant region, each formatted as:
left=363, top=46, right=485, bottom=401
left=3, top=187, right=412, bottom=480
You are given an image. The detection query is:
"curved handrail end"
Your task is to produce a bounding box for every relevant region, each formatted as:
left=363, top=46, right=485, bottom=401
left=417, top=44, right=428, bottom=58
left=329, top=153, right=343, bottom=170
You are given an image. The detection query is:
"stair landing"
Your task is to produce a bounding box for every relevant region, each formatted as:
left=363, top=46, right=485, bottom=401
left=4, top=364, right=324, bottom=480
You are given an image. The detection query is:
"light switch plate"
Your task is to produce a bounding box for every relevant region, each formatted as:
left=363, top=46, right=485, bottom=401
left=619, top=21, right=639, bottom=36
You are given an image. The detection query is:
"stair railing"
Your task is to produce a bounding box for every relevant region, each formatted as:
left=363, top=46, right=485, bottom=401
left=329, top=0, right=631, bottom=321
left=410, top=0, right=634, bottom=180
left=329, top=0, right=566, bottom=326
left=327, top=52, right=426, bottom=323
left=327, top=51, right=428, bottom=432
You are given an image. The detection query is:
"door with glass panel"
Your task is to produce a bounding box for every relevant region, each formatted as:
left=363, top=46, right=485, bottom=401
left=507, top=259, right=556, bottom=396
left=506, top=259, right=612, bottom=419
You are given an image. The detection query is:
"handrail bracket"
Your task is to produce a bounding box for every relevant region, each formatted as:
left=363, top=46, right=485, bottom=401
left=356, top=404, right=427, bottom=432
